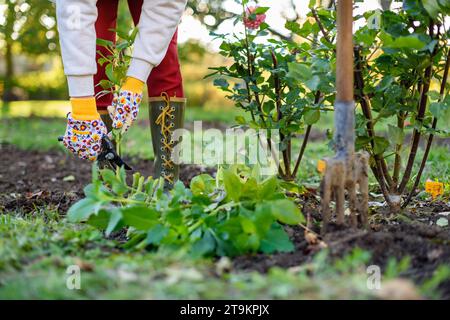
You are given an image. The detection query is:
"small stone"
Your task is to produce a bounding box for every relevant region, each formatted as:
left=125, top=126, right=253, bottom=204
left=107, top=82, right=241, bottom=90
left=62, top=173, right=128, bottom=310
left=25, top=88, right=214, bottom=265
left=215, top=257, right=232, bottom=275
left=63, top=175, right=76, bottom=182
left=427, top=249, right=443, bottom=261
left=436, top=218, right=449, bottom=227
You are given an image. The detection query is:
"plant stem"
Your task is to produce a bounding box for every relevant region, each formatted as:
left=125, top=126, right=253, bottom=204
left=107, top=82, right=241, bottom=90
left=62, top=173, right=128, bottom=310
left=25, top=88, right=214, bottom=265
left=398, top=22, right=437, bottom=194
left=311, top=8, right=331, bottom=44
left=354, top=47, right=392, bottom=191
left=271, top=50, right=292, bottom=179
left=293, top=125, right=312, bottom=178
left=188, top=201, right=241, bottom=233
left=292, top=91, right=321, bottom=177
left=403, top=48, right=450, bottom=207
left=241, top=4, right=279, bottom=176
left=392, top=111, right=405, bottom=187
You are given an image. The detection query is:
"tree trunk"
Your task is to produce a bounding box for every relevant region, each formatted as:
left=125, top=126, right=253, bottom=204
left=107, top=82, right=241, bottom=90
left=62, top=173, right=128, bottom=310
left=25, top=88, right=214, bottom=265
left=3, top=39, right=14, bottom=102
left=3, top=0, right=15, bottom=102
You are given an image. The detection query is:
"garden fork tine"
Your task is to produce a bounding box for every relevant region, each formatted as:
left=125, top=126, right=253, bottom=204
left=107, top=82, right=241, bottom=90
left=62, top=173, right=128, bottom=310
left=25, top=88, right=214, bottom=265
left=321, top=0, right=369, bottom=233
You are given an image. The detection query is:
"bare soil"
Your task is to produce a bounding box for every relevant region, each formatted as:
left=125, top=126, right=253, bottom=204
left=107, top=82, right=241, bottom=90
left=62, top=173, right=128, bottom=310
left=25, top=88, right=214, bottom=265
left=1, top=143, right=449, bottom=298
left=0, top=143, right=214, bottom=213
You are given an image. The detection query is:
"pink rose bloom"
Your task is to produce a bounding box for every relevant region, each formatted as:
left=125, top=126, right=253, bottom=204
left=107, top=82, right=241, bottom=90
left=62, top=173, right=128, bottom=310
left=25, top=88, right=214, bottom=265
left=244, top=6, right=267, bottom=30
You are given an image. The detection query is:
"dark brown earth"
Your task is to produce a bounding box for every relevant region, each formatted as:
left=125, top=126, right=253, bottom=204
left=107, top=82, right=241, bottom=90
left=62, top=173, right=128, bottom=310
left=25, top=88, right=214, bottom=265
left=234, top=196, right=450, bottom=298
left=1, top=143, right=449, bottom=298
left=0, top=143, right=214, bottom=213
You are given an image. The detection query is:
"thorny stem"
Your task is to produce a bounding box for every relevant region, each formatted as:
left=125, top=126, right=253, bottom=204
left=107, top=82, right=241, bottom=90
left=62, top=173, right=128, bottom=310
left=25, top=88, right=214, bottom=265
left=403, top=48, right=450, bottom=207
left=242, top=5, right=265, bottom=125
left=292, top=91, right=322, bottom=177
left=241, top=4, right=280, bottom=176
left=354, top=47, right=393, bottom=191
left=398, top=22, right=438, bottom=194
left=311, top=9, right=332, bottom=44
left=271, top=50, right=292, bottom=179
left=392, top=111, right=406, bottom=187
left=293, top=126, right=312, bottom=178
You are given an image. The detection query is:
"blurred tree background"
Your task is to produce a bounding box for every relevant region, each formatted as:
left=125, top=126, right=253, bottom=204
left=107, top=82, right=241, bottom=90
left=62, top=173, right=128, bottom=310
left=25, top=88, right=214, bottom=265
left=0, top=0, right=59, bottom=101
left=0, top=0, right=307, bottom=108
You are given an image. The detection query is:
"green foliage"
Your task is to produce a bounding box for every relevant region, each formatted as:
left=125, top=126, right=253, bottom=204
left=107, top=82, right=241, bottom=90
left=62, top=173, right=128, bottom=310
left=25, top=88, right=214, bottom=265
left=420, top=265, right=450, bottom=299
left=1, top=210, right=448, bottom=299
left=353, top=2, right=450, bottom=203
left=0, top=211, right=111, bottom=271
left=208, top=1, right=336, bottom=180
left=0, top=0, right=58, bottom=55
left=96, top=28, right=138, bottom=95
left=421, top=0, right=450, bottom=18
left=96, top=27, right=138, bottom=152
left=0, top=0, right=58, bottom=100
left=67, top=165, right=304, bottom=257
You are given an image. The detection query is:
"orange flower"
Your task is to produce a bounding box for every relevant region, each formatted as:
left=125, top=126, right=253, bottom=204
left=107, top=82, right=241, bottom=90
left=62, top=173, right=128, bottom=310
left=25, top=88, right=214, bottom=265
left=425, top=180, right=444, bottom=199
left=317, top=159, right=327, bottom=174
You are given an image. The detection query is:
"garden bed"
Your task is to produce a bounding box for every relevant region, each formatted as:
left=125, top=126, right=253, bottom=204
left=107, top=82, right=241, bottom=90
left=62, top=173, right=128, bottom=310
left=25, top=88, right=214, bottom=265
left=0, top=143, right=214, bottom=213
left=1, top=143, right=449, bottom=298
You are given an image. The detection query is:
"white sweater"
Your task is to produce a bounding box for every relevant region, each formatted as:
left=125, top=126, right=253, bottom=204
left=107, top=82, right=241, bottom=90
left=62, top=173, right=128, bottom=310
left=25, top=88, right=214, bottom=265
left=55, top=0, right=187, bottom=97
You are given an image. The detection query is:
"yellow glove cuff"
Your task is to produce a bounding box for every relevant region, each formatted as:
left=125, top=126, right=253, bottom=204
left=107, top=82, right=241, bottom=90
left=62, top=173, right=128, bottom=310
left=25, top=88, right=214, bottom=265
left=71, top=97, right=100, bottom=121
left=122, top=77, right=145, bottom=94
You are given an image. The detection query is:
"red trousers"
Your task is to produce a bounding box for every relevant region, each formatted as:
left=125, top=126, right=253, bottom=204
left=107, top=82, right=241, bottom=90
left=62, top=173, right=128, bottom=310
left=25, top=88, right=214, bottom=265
left=94, top=0, right=184, bottom=110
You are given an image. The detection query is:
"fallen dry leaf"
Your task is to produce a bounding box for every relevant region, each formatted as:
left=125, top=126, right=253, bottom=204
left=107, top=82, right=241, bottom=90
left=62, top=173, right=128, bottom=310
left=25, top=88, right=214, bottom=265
left=63, top=175, right=76, bottom=182
left=376, top=279, right=422, bottom=300
left=74, top=258, right=95, bottom=272
left=304, top=230, right=328, bottom=249
left=25, top=190, right=49, bottom=200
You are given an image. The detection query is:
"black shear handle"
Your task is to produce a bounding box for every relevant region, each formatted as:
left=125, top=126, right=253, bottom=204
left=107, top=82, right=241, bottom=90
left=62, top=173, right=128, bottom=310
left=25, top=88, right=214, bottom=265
left=56, top=135, right=133, bottom=171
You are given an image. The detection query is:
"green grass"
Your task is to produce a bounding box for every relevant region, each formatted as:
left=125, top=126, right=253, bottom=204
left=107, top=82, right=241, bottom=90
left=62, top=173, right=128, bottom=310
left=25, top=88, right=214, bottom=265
left=0, top=212, right=413, bottom=299
left=1, top=212, right=447, bottom=299
left=0, top=100, right=245, bottom=123
left=1, top=102, right=448, bottom=189
left=1, top=101, right=449, bottom=299
left=0, top=101, right=246, bottom=159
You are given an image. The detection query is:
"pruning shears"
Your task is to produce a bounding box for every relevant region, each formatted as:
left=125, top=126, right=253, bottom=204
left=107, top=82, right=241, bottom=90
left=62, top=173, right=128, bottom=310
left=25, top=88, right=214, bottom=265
left=58, top=135, right=133, bottom=171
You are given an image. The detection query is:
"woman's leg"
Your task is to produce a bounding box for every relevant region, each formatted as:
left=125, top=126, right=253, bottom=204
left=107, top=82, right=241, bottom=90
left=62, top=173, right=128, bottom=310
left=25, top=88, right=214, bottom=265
left=94, top=0, right=119, bottom=113
left=128, top=0, right=184, bottom=98
left=128, top=0, right=185, bottom=188
left=147, top=30, right=184, bottom=98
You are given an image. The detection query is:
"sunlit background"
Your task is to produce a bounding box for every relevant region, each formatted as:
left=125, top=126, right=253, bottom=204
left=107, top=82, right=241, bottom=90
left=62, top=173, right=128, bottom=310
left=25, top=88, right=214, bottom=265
left=0, top=0, right=394, bottom=114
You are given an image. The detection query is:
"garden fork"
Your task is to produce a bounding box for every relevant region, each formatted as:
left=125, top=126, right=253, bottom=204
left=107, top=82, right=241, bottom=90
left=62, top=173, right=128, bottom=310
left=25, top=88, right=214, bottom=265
left=321, top=0, right=369, bottom=233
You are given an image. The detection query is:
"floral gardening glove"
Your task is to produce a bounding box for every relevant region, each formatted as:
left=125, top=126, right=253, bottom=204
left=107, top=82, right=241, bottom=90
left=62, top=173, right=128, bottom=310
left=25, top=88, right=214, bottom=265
left=62, top=98, right=107, bottom=161
left=108, top=77, right=144, bottom=134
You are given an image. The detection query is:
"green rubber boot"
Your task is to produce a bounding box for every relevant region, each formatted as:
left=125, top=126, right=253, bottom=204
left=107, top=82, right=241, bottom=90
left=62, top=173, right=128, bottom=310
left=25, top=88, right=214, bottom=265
left=149, top=94, right=186, bottom=189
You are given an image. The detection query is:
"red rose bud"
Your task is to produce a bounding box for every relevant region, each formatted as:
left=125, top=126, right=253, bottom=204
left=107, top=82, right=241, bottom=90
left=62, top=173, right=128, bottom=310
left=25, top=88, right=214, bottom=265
left=244, top=6, right=267, bottom=30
